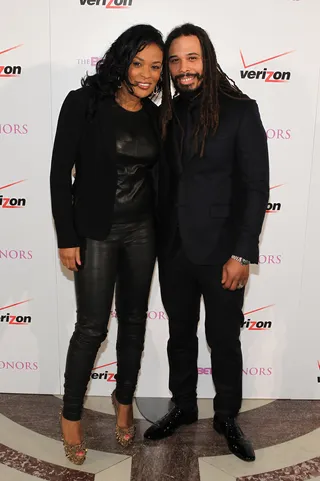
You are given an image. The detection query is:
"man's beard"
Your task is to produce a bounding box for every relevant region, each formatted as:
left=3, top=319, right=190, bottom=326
left=172, top=72, right=203, bottom=93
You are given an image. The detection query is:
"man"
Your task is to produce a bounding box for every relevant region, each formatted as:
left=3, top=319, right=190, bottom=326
left=144, top=24, right=269, bottom=462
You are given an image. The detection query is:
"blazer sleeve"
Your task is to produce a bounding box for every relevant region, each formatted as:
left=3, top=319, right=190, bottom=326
left=50, top=90, right=85, bottom=248
left=233, top=100, right=270, bottom=263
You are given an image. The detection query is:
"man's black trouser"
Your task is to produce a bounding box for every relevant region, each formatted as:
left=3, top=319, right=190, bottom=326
left=159, top=248, right=244, bottom=420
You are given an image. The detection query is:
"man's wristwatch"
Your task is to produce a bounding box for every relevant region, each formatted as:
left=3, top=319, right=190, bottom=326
left=231, top=255, right=250, bottom=266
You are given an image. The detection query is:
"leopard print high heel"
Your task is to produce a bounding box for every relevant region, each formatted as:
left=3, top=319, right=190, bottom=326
left=111, top=390, right=136, bottom=447
left=60, top=412, right=87, bottom=465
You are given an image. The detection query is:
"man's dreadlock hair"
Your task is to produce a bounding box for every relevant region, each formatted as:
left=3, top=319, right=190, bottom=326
left=161, top=23, right=247, bottom=156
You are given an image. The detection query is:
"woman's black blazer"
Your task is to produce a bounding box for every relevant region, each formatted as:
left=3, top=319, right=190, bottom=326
left=50, top=87, right=160, bottom=248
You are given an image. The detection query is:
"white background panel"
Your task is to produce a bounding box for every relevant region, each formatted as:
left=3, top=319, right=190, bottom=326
left=0, top=0, right=319, bottom=398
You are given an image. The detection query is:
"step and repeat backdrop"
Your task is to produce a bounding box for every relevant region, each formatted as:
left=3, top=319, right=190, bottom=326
left=1, top=0, right=320, bottom=399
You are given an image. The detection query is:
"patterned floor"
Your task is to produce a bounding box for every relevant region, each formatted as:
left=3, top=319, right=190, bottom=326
left=0, top=394, right=320, bottom=480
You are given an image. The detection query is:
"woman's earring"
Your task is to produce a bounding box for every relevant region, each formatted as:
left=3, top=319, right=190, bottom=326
left=117, top=77, right=122, bottom=89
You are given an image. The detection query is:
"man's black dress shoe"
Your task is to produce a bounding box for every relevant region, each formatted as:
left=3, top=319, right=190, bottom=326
left=213, top=416, right=255, bottom=462
left=144, top=405, right=198, bottom=440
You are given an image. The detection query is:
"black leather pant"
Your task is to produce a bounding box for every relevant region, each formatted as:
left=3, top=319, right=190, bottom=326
left=63, top=218, right=155, bottom=421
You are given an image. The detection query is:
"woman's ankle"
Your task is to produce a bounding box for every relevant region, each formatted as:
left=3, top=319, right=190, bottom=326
left=61, top=417, right=83, bottom=443
left=62, top=408, right=82, bottom=422
left=116, top=403, right=133, bottom=427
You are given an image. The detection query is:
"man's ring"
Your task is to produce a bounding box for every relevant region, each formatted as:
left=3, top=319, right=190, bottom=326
left=237, top=282, right=244, bottom=290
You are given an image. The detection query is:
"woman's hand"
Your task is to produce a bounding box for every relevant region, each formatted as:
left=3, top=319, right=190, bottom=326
left=59, top=247, right=81, bottom=271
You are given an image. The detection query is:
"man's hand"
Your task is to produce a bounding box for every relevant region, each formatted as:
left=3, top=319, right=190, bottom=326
left=59, top=247, right=81, bottom=272
left=221, top=258, right=249, bottom=291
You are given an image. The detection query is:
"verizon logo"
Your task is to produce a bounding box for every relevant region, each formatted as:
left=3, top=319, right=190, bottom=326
left=242, top=305, right=275, bottom=331
left=240, top=50, right=294, bottom=83
left=0, top=299, right=32, bottom=325
left=0, top=180, right=27, bottom=208
left=0, top=44, right=23, bottom=78
left=79, top=0, right=133, bottom=7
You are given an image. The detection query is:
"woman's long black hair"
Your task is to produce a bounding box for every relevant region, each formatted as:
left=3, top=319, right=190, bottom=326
left=161, top=23, right=246, bottom=155
left=82, top=24, right=164, bottom=107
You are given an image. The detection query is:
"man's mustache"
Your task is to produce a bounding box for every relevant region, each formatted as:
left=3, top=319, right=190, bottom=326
left=174, top=73, right=203, bottom=81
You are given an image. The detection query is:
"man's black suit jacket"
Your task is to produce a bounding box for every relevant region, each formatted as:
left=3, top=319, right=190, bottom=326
left=50, top=87, right=160, bottom=248
left=157, top=93, right=270, bottom=265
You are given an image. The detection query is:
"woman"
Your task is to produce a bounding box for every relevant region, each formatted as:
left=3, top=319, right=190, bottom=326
left=50, top=24, right=164, bottom=464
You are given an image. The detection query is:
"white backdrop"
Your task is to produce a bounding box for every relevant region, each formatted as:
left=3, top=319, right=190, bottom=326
left=1, top=0, right=320, bottom=400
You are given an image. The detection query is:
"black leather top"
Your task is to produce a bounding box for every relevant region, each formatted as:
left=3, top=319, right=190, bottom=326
left=112, top=102, right=158, bottom=223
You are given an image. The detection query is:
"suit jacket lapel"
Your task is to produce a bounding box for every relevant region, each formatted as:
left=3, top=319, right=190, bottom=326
left=141, top=99, right=163, bottom=207
left=96, top=96, right=117, bottom=163
left=173, top=94, right=202, bottom=168
left=142, top=99, right=162, bottom=149
left=167, top=110, right=184, bottom=176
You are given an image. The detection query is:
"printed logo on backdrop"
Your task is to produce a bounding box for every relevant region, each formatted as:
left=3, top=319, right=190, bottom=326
left=77, top=57, right=100, bottom=67
left=0, top=299, right=32, bottom=325
left=0, top=361, right=38, bottom=370
left=0, top=249, right=32, bottom=261
left=242, top=304, right=274, bottom=331
left=79, top=0, right=133, bottom=8
left=240, top=50, right=294, bottom=83
left=91, top=361, right=117, bottom=382
left=199, top=367, right=273, bottom=376
left=0, top=180, right=27, bottom=209
left=243, top=367, right=273, bottom=376
left=111, top=310, right=167, bottom=320
left=259, top=254, right=282, bottom=265
left=266, top=129, right=291, bottom=140
left=0, top=124, right=28, bottom=135
left=0, top=45, right=23, bottom=78
left=266, top=184, right=283, bottom=214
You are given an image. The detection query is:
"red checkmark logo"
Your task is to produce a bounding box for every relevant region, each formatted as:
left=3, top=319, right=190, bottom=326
left=244, top=305, right=275, bottom=316
left=0, top=300, right=32, bottom=311
left=0, top=45, right=23, bottom=56
left=0, top=180, right=26, bottom=191
left=240, top=50, right=295, bottom=69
